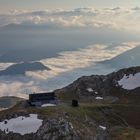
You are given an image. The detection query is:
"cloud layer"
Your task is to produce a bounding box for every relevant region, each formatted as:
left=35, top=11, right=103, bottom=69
left=1, top=7, right=140, bottom=32
left=0, top=42, right=139, bottom=98
left=27, top=42, right=140, bottom=79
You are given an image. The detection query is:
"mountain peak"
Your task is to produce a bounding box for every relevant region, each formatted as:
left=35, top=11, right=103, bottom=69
left=0, top=62, right=50, bottom=76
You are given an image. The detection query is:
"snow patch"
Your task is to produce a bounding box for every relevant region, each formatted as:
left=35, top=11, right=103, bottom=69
left=87, top=88, right=93, bottom=92
left=99, top=125, right=106, bottom=130
left=95, top=91, right=98, bottom=94
left=41, top=103, right=56, bottom=107
left=0, top=114, right=42, bottom=135
left=86, top=88, right=99, bottom=95
left=118, top=73, right=140, bottom=90
left=95, top=97, right=103, bottom=100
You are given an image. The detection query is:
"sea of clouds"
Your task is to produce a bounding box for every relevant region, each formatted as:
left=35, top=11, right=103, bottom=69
left=0, top=7, right=140, bottom=98
left=0, top=42, right=139, bottom=98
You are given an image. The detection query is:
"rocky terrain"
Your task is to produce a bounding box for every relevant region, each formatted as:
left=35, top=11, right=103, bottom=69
left=0, top=103, right=132, bottom=140
left=0, top=66, right=140, bottom=140
left=56, top=66, right=140, bottom=104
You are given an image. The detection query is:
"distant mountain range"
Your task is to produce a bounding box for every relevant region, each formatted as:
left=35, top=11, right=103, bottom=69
left=102, top=46, right=140, bottom=69
left=0, top=62, right=50, bottom=76
left=0, top=96, right=24, bottom=109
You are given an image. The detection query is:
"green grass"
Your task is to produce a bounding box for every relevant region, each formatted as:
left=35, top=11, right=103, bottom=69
left=0, top=100, right=139, bottom=140
left=109, top=127, right=136, bottom=140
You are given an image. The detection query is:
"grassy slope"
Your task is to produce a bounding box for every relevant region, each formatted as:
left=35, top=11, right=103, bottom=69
left=0, top=87, right=139, bottom=140
left=0, top=100, right=139, bottom=140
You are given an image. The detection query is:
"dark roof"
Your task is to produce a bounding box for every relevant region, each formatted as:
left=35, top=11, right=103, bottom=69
left=29, top=92, right=55, bottom=97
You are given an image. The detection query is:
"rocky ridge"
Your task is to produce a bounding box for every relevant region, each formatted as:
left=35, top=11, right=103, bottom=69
left=56, top=66, right=140, bottom=103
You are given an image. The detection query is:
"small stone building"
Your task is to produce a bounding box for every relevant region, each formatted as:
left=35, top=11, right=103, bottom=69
left=29, top=92, right=56, bottom=106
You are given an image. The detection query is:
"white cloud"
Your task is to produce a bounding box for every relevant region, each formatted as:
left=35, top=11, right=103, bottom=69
left=0, top=76, right=45, bottom=98
left=0, top=63, right=14, bottom=70
left=0, top=7, right=140, bottom=32
left=0, top=42, right=139, bottom=98
left=34, top=42, right=139, bottom=79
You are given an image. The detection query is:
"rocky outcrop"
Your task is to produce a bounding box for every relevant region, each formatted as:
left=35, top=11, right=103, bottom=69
left=36, top=117, right=79, bottom=140
left=56, top=66, right=140, bottom=103
left=0, top=115, right=109, bottom=140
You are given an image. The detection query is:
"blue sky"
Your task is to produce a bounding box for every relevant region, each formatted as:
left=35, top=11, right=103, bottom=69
left=0, top=0, right=140, bottom=13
